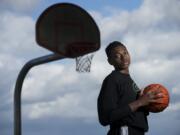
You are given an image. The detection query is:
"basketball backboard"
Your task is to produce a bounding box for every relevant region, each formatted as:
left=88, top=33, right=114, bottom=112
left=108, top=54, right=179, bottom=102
left=36, top=3, right=100, bottom=58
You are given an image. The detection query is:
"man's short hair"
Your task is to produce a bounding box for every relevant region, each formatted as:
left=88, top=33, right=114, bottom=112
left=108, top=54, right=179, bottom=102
left=105, top=41, right=125, bottom=58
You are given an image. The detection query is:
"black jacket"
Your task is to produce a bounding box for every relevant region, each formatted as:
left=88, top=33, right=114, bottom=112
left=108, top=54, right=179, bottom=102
left=97, top=70, right=148, bottom=133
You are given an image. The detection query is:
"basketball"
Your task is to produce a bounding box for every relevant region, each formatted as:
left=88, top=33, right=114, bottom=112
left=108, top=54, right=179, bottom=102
left=143, top=84, right=170, bottom=113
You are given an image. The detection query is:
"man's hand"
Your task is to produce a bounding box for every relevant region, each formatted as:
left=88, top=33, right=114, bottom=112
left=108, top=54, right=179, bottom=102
left=138, top=89, right=163, bottom=106
left=129, top=88, right=163, bottom=112
left=137, top=89, right=144, bottom=98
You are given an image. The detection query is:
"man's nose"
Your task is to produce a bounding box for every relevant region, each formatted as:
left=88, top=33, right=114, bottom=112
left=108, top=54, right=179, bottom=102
left=121, top=55, right=126, bottom=60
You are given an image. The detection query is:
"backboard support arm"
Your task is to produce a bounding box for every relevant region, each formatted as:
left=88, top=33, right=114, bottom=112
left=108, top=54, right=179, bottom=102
left=14, top=53, right=65, bottom=135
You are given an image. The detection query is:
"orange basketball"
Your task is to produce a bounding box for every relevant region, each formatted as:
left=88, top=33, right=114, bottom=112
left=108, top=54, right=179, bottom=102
left=143, top=84, right=170, bottom=113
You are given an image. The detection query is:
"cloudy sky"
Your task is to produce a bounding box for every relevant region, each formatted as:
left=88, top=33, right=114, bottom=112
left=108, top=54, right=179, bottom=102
left=0, top=0, right=180, bottom=135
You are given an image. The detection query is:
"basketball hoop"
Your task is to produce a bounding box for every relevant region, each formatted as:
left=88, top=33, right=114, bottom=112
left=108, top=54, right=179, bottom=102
left=75, top=53, right=94, bottom=72
left=66, top=42, right=97, bottom=72
left=36, top=3, right=100, bottom=73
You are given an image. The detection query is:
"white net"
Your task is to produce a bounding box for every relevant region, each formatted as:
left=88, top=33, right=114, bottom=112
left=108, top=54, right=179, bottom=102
left=75, top=53, right=94, bottom=72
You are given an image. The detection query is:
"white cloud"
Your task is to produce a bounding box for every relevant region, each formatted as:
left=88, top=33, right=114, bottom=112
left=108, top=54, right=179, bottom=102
left=0, top=53, right=23, bottom=107
left=21, top=63, right=100, bottom=121
left=172, top=84, right=180, bottom=95
left=22, top=64, right=78, bottom=102
left=25, top=92, right=96, bottom=120
left=91, top=0, right=180, bottom=45
left=0, top=0, right=42, bottom=12
left=0, top=11, right=48, bottom=59
left=166, top=102, right=180, bottom=112
left=130, top=58, right=180, bottom=85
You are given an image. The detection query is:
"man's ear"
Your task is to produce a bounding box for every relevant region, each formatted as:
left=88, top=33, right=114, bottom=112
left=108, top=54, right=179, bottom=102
left=108, top=57, right=113, bottom=65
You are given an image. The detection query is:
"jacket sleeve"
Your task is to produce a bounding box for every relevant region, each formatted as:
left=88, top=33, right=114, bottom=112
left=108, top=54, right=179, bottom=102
left=97, top=77, right=132, bottom=126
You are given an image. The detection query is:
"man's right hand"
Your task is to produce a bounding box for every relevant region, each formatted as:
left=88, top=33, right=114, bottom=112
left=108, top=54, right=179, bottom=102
left=129, top=88, right=163, bottom=112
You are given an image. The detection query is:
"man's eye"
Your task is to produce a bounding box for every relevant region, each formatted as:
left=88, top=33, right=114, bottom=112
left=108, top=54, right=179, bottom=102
left=124, top=51, right=128, bottom=55
left=115, top=54, right=121, bottom=58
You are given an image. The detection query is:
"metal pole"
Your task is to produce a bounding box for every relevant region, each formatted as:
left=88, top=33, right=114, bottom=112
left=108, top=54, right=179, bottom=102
left=14, top=53, right=65, bottom=135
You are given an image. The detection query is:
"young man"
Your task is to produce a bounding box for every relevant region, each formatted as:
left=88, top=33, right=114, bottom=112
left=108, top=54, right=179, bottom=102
left=97, top=41, right=162, bottom=135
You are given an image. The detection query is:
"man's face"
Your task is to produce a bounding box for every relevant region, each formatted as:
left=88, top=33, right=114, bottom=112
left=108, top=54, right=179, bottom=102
left=108, top=46, right=131, bottom=69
